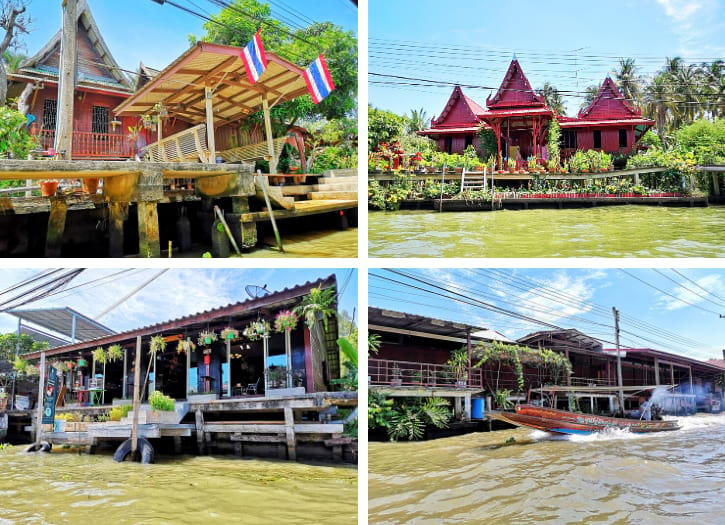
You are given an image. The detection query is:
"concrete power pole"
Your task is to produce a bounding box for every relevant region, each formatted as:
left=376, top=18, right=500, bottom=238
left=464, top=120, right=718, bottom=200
left=54, top=0, right=78, bottom=158
left=612, top=307, right=625, bottom=415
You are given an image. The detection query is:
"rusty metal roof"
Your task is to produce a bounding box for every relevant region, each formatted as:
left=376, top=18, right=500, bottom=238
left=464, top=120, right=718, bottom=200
left=114, top=42, right=309, bottom=125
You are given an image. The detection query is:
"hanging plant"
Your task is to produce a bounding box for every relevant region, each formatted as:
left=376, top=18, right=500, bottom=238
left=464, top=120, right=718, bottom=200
left=52, top=360, right=68, bottom=373
left=149, top=335, right=167, bottom=355
left=243, top=320, right=270, bottom=341
left=220, top=327, right=239, bottom=341
left=294, top=286, right=336, bottom=330
left=197, top=330, right=218, bottom=346
left=77, top=357, right=87, bottom=368
left=93, top=347, right=107, bottom=365
left=107, top=344, right=124, bottom=362
left=274, top=310, right=298, bottom=333
left=176, top=339, right=196, bottom=354
left=64, top=360, right=75, bottom=371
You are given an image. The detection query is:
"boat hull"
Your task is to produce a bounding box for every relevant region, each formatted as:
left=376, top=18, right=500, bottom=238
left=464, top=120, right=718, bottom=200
left=490, top=405, right=680, bottom=435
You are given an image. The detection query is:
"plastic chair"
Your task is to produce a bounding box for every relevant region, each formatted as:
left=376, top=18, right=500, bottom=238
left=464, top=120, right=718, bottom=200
left=246, top=377, right=261, bottom=395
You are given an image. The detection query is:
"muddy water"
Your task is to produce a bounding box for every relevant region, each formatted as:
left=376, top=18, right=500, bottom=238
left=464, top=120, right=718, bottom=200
left=252, top=228, right=358, bottom=258
left=369, top=414, right=725, bottom=524
left=0, top=452, right=357, bottom=524
left=368, top=206, right=725, bottom=258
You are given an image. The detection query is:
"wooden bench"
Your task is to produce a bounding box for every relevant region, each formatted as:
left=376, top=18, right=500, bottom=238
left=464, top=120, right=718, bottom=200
left=219, top=136, right=288, bottom=163
left=145, top=123, right=209, bottom=163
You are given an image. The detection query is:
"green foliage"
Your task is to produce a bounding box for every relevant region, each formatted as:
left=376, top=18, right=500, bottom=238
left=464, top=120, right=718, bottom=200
left=446, top=347, right=469, bottom=382
left=640, top=130, right=663, bottom=148
left=294, top=286, right=337, bottom=330
left=474, top=341, right=573, bottom=393
left=494, top=389, right=514, bottom=410
left=0, top=106, right=38, bottom=159
left=547, top=116, right=561, bottom=168
left=332, top=336, right=357, bottom=391
left=109, top=404, right=133, bottom=421
left=196, top=1, right=357, bottom=123
left=478, top=127, right=498, bottom=160
left=0, top=332, right=49, bottom=361
left=385, top=397, right=452, bottom=442
left=367, top=333, right=381, bottom=355
left=149, top=335, right=167, bottom=355
left=107, top=344, right=124, bottom=362
left=92, top=347, right=107, bottom=365
left=148, top=390, right=175, bottom=412
left=369, top=105, right=405, bottom=150
left=674, top=119, right=725, bottom=164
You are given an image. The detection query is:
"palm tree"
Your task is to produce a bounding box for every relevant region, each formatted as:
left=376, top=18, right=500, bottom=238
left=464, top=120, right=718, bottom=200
left=2, top=50, right=25, bottom=73
left=701, top=60, right=723, bottom=119
left=643, top=73, right=671, bottom=146
left=613, top=58, right=643, bottom=106
left=538, top=82, right=566, bottom=116
left=406, top=107, right=430, bottom=134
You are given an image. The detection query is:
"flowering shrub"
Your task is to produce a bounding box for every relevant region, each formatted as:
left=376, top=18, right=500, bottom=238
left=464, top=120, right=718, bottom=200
left=274, top=310, right=299, bottom=333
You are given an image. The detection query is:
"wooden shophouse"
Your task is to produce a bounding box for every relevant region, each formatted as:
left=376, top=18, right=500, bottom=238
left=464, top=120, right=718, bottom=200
left=8, top=0, right=138, bottom=159
left=22, top=276, right=341, bottom=403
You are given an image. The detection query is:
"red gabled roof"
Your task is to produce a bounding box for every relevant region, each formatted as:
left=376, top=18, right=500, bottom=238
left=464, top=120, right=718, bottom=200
left=486, top=59, right=547, bottom=109
left=430, top=85, right=486, bottom=129
left=578, top=77, right=641, bottom=119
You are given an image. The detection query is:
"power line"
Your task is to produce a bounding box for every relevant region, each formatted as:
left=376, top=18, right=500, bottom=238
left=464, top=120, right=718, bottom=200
left=670, top=269, right=725, bottom=307
left=619, top=269, right=722, bottom=316
left=652, top=269, right=725, bottom=310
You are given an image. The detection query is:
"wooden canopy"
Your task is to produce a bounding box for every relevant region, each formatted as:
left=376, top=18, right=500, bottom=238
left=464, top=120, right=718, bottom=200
left=114, top=41, right=308, bottom=125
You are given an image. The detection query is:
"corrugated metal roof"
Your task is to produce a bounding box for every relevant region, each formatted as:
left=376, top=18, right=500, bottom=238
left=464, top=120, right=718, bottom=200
left=7, top=307, right=115, bottom=342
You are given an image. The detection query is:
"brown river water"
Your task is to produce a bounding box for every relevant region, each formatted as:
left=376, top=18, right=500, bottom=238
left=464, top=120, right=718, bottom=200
left=0, top=451, right=357, bottom=524
left=369, top=414, right=725, bottom=524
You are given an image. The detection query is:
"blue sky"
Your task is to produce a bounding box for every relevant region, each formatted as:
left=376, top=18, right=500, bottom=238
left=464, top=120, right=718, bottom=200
left=0, top=268, right=357, bottom=337
left=369, top=0, right=725, bottom=117
left=369, top=268, right=725, bottom=362
left=19, top=0, right=357, bottom=75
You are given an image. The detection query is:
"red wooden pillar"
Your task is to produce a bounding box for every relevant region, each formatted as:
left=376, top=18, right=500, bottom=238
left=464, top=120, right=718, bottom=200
left=490, top=119, right=503, bottom=169
left=531, top=117, right=539, bottom=161
left=303, top=328, right=314, bottom=393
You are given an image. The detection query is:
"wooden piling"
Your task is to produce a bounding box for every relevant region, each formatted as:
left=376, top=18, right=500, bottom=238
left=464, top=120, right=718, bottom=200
left=137, top=202, right=160, bottom=257
left=131, top=336, right=142, bottom=454
left=283, top=407, right=296, bottom=461
left=231, top=196, right=257, bottom=249
left=45, top=197, right=68, bottom=257
left=195, top=409, right=206, bottom=455
left=108, top=202, right=127, bottom=257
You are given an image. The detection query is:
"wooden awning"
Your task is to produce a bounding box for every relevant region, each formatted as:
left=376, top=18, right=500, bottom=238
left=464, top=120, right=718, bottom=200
left=114, top=42, right=309, bottom=125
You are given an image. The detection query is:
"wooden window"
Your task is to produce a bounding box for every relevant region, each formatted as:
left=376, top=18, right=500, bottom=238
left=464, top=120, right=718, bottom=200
left=593, top=130, right=602, bottom=149
left=92, top=106, right=109, bottom=135
left=42, top=99, right=57, bottom=130
left=619, top=129, right=628, bottom=148
left=561, top=129, right=577, bottom=149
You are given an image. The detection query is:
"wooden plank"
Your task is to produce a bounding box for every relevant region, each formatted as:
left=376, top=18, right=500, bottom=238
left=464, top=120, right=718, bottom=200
left=195, top=409, right=206, bottom=455
left=45, top=198, right=68, bottom=257
left=239, top=200, right=357, bottom=223
left=294, top=423, right=344, bottom=434
left=229, top=433, right=285, bottom=443
left=204, top=423, right=285, bottom=433
left=284, top=407, right=296, bottom=461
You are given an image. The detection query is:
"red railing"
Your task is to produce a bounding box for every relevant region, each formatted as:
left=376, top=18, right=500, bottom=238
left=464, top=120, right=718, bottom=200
left=36, top=129, right=135, bottom=159
left=369, top=358, right=483, bottom=389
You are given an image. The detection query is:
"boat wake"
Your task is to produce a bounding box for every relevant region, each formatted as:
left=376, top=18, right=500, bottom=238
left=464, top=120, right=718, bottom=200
left=528, top=427, right=644, bottom=443
left=674, top=413, right=725, bottom=432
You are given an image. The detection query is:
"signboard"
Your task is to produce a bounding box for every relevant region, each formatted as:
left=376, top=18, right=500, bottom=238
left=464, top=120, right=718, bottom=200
left=41, top=366, right=58, bottom=424
left=14, top=395, right=30, bottom=410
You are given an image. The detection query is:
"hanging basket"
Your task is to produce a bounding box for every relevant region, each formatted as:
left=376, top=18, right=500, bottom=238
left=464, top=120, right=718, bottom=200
left=274, top=310, right=298, bottom=333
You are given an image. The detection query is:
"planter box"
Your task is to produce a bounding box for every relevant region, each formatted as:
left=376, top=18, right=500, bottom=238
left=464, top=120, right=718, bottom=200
left=126, top=409, right=179, bottom=425
left=65, top=422, right=88, bottom=432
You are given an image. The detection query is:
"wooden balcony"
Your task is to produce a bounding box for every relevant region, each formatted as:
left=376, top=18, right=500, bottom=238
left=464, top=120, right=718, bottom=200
left=35, top=129, right=135, bottom=160
left=369, top=358, right=483, bottom=389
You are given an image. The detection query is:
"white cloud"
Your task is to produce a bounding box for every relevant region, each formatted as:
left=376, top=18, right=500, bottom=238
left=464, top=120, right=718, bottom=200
left=655, top=273, right=725, bottom=311
left=655, top=0, right=725, bottom=56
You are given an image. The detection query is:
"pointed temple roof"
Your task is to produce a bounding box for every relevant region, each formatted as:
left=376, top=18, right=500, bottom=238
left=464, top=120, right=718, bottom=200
left=12, top=0, right=133, bottom=95
left=558, top=77, right=653, bottom=129
left=419, top=85, right=489, bottom=136
left=485, top=59, right=547, bottom=109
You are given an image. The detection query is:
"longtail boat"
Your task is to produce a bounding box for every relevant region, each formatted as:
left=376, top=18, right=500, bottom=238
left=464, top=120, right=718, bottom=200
left=491, top=404, right=680, bottom=435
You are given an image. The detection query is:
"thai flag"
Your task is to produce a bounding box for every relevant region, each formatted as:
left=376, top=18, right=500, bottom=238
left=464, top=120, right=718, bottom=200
left=241, top=30, right=267, bottom=84
left=304, top=54, right=335, bottom=104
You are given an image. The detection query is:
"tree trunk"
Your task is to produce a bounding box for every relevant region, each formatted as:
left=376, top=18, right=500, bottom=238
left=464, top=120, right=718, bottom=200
left=0, top=5, right=27, bottom=107
left=0, top=63, right=7, bottom=107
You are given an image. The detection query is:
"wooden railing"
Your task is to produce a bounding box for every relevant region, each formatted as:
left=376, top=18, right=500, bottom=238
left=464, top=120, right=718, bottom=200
left=36, top=129, right=135, bottom=159
left=145, top=123, right=208, bottom=163
left=369, top=358, right=483, bottom=389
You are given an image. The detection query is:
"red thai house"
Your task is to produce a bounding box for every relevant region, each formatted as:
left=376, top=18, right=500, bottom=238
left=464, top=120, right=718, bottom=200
left=9, top=0, right=139, bottom=159
left=420, top=59, right=653, bottom=167
left=557, top=76, right=654, bottom=158
left=418, top=85, right=488, bottom=154
left=477, top=59, right=553, bottom=167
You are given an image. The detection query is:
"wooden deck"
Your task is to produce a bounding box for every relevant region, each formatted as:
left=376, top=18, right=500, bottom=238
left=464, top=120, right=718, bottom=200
left=240, top=199, right=358, bottom=223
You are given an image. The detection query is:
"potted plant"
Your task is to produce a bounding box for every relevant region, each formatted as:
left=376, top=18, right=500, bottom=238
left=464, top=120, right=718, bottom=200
left=107, top=344, right=124, bottom=362
left=243, top=320, right=270, bottom=341
left=220, top=327, right=239, bottom=340
left=149, top=335, right=167, bottom=354
left=507, top=157, right=516, bottom=173
left=176, top=339, right=196, bottom=354
left=447, top=348, right=469, bottom=388
left=274, top=310, right=298, bottom=333
left=494, top=389, right=514, bottom=410
left=197, top=329, right=217, bottom=347
left=40, top=180, right=59, bottom=196
left=267, top=367, right=288, bottom=389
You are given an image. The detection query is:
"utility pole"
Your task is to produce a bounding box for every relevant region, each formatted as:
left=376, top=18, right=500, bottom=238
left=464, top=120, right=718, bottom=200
left=55, top=0, right=78, bottom=158
left=612, top=307, right=625, bottom=415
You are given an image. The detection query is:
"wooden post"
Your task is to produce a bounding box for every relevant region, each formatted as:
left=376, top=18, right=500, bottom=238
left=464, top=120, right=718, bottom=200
left=712, top=172, right=721, bottom=196
left=285, top=330, right=292, bottom=388
left=131, top=336, right=142, bottom=455
left=55, top=0, right=77, bottom=159
left=45, top=197, right=68, bottom=257
left=262, top=92, right=277, bottom=174
left=263, top=334, right=269, bottom=394
left=226, top=338, right=231, bottom=397
left=195, top=409, right=206, bottom=454
left=122, top=347, right=127, bottom=399
left=108, top=202, right=126, bottom=257
left=185, top=339, right=190, bottom=399
left=137, top=201, right=160, bottom=257
left=204, top=86, right=216, bottom=164
left=283, top=407, right=296, bottom=461
left=232, top=196, right=257, bottom=249
left=34, top=351, right=46, bottom=443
